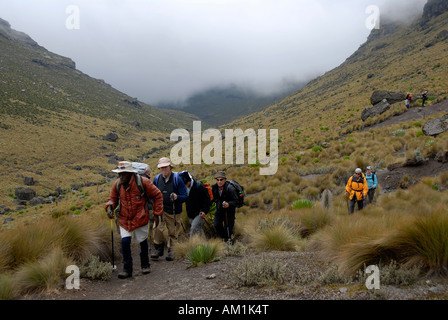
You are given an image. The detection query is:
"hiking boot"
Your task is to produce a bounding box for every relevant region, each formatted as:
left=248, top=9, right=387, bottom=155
left=141, top=266, right=151, bottom=275
left=151, top=243, right=164, bottom=260
left=165, top=248, right=173, bottom=261
left=118, top=271, right=132, bottom=279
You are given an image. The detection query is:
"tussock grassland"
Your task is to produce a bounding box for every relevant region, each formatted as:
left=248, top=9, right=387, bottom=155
left=0, top=211, right=110, bottom=298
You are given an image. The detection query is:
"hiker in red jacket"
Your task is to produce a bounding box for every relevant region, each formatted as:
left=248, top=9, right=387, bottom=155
left=105, top=161, right=163, bottom=279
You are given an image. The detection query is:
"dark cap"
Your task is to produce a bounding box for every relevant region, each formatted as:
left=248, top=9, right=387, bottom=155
left=215, top=171, right=226, bottom=179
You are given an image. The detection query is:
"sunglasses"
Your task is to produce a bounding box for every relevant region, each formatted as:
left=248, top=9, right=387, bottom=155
left=216, top=178, right=226, bottom=181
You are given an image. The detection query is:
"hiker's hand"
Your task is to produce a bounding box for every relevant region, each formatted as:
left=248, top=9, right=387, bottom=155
left=200, top=211, right=206, bottom=218
left=170, top=193, right=177, bottom=201
left=106, top=207, right=114, bottom=219
left=222, top=201, right=229, bottom=209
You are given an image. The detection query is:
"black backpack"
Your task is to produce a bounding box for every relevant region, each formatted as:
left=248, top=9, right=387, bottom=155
left=227, top=180, right=245, bottom=208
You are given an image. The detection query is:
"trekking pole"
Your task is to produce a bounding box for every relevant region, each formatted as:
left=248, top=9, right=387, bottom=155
left=223, top=202, right=230, bottom=241
left=108, top=212, right=117, bottom=271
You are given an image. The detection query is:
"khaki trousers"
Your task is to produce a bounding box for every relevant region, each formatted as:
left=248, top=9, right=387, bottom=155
left=153, top=211, right=181, bottom=248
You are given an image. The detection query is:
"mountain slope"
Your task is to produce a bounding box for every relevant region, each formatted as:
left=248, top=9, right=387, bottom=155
left=230, top=6, right=448, bottom=147
left=0, top=18, right=197, bottom=211
left=0, top=18, right=197, bottom=132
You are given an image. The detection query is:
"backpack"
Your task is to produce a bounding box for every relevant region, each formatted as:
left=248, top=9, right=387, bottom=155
left=131, top=162, right=151, bottom=179
left=202, top=182, right=214, bottom=201
left=227, top=180, right=245, bottom=208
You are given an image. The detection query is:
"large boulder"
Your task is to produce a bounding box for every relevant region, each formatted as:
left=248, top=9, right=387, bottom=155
left=15, top=187, right=36, bottom=201
left=370, top=90, right=406, bottom=106
left=422, top=114, right=448, bottom=136
left=103, top=132, right=119, bottom=142
left=362, top=99, right=391, bottom=121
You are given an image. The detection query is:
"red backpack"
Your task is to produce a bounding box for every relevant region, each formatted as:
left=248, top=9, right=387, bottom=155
left=202, top=182, right=214, bottom=201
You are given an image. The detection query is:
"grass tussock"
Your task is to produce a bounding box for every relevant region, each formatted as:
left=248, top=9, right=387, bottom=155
left=173, top=235, right=224, bottom=267
left=0, top=212, right=111, bottom=298
left=14, top=247, right=70, bottom=295
left=311, top=198, right=448, bottom=277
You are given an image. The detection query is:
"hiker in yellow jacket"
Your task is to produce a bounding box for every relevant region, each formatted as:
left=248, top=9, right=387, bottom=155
left=346, top=168, right=368, bottom=214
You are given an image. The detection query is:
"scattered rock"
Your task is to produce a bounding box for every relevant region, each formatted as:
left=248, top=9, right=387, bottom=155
left=3, top=217, right=14, bottom=225
left=206, top=273, right=216, bottom=280
left=15, top=187, right=36, bottom=201
left=24, top=176, right=34, bottom=186
left=29, top=196, right=46, bottom=206
left=422, top=114, right=448, bottom=136
left=103, top=132, right=119, bottom=142
left=362, top=99, right=391, bottom=121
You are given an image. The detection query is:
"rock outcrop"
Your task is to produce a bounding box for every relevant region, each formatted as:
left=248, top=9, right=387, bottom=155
left=422, top=114, right=448, bottom=136
left=362, top=99, right=391, bottom=122
left=370, top=90, right=406, bottom=106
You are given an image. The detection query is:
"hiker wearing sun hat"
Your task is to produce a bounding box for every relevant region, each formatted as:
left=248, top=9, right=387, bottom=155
left=105, top=161, right=163, bottom=279
left=345, top=168, right=368, bottom=214
left=152, top=157, right=188, bottom=261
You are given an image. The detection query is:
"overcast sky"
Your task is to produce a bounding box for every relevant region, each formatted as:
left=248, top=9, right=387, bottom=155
left=0, top=0, right=427, bottom=105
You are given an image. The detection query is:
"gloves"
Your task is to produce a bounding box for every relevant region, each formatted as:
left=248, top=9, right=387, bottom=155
left=105, top=202, right=114, bottom=219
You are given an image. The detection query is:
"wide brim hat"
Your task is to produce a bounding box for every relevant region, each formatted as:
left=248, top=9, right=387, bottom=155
left=157, top=157, right=173, bottom=169
left=112, top=161, right=138, bottom=173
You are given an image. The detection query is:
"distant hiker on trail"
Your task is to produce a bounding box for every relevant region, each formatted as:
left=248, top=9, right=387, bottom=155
left=405, top=93, right=413, bottom=109
left=421, top=90, right=428, bottom=107
left=212, top=171, right=239, bottom=243
left=179, top=171, right=211, bottom=238
left=345, top=168, right=368, bottom=214
left=152, top=157, right=188, bottom=261
left=105, top=161, right=163, bottom=279
left=364, top=166, right=378, bottom=205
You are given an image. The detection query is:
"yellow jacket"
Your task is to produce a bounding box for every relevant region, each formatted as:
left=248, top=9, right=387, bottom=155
left=346, top=173, right=368, bottom=201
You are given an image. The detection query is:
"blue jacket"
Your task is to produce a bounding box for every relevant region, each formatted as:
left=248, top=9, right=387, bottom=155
left=365, top=173, right=378, bottom=190
left=153, top=172, right=188, bottom=214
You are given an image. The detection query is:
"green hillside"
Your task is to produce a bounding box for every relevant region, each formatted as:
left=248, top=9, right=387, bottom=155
left=1, top=1, right=448, bottom=299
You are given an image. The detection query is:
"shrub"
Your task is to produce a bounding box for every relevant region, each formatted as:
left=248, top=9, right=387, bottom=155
left=292, top=199, right=314, bottom=210
left=312, top=146, right=323, bottom=152
left=229, top=255, right=286, bottom=288
left=80, top=255, right=112, bottom=281
left=392, top=129, right=406, bottom=137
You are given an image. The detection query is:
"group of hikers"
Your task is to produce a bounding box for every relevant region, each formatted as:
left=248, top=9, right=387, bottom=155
left=345, top=166, right=378, bottom=214
left=405, top=90, right=428, bottom=109
left=105, top=158, right=239, bottom=279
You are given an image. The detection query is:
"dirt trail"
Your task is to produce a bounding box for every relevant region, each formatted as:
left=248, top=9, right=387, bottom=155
left=363, top=99, right=448, bottom=131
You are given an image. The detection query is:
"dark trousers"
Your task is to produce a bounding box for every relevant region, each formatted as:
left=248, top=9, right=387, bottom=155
left=121, top=237, right=150, bottom=273
left=349, top=198, right=364, bottom=214
left=214, top=210, right=235, bottom=241
left=367, top=188, right=376, bottom=204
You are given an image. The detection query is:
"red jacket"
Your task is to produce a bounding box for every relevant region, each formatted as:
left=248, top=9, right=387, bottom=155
left=106, top=175, right=163, bottom=232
